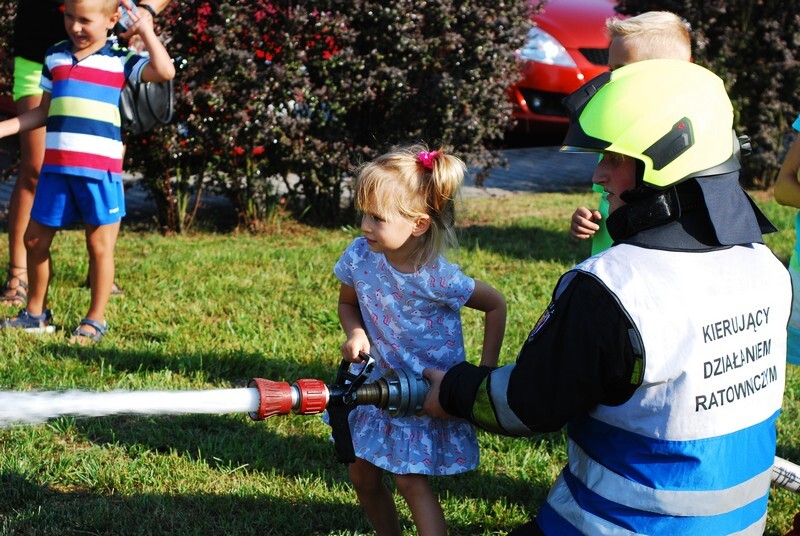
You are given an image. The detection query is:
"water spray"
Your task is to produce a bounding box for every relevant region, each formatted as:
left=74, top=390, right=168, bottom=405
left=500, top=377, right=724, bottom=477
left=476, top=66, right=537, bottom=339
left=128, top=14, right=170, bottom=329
left=0, top=353, right=426, bottom=464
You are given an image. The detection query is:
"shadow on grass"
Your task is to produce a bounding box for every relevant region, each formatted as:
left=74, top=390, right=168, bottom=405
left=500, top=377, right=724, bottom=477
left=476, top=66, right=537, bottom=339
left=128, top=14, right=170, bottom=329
left=2, top=464, right=545, bottom=534
left=42, top=343, right=336, bottom=385
left=778, top=443, right=800, bottom=472
left=460, top=224, right=587, bottom=265
left=70, top=410, right=556, bottom=504
left=2, top=425, right=552, bottom=533
left=0, top=470, right=371, bottom=534
left=1, top=466, right=543, bottom=534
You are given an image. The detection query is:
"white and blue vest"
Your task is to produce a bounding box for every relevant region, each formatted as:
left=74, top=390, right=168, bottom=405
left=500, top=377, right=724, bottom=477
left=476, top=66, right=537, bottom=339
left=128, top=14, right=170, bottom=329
left=537, top=243, right=791, bottom=535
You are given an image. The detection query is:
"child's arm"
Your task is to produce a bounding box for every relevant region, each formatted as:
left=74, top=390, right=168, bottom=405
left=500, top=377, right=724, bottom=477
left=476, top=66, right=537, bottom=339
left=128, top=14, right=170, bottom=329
left=338, top=283, right=370, bottom=363
left=120, top=1, right=175, bottom=83
left=0, top=93, right=50, bottom=139
left=465, top=280, right=506, bottom=368
left=775, top=135, right=800, bottom=209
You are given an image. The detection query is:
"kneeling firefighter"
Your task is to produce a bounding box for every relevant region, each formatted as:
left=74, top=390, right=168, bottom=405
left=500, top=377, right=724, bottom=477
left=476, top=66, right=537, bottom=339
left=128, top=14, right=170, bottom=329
left=422, top=59, right=792, bottom=535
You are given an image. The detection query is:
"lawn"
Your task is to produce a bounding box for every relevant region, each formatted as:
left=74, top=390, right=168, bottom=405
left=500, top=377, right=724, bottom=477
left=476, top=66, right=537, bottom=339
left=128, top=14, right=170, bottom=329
left=1, top=191, right=799, bottom=535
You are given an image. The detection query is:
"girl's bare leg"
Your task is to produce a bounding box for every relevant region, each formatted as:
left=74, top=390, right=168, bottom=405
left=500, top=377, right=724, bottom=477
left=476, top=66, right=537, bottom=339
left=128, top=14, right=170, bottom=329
left=348, top=458, right=402, bottom=536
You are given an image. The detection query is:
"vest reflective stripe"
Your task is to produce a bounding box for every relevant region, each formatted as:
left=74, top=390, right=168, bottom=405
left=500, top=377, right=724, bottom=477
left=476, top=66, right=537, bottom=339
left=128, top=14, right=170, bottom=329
left=547, top=469, right=769, bottom=535
left=539, top=243, right=789, bottom=535
left=567, top=439, right=774, bottom=516
left=568, top=410, right=779, bottom=491
left=545, top=474, right=643, bottom=535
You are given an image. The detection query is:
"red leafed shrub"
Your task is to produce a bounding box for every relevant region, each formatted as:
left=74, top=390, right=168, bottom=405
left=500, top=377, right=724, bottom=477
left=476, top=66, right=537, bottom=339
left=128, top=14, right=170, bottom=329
left=122, top=1, right=530, bottom=231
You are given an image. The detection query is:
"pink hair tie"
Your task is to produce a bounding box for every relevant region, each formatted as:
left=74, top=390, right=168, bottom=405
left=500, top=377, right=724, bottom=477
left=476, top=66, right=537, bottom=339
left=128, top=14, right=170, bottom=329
left=417, top=150, right=439, bottom=170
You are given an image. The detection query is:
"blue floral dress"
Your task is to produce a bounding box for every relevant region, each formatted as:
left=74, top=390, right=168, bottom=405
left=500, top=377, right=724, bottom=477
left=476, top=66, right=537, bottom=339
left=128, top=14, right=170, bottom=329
left=332, top=237, right=480, bottom=475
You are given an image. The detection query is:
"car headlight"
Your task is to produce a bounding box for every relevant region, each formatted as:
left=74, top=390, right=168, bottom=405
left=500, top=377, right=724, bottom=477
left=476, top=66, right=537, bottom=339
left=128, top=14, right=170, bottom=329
left=518, top=27, right=576, bottom=67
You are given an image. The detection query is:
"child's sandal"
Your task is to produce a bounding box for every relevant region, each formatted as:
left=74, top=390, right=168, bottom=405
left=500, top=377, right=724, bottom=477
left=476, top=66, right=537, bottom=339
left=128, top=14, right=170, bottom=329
left=0, top=265, right=28, bottom=307
left=70, top=317, right=107, bottom=345
left=1, top=308, right=55, bottom=334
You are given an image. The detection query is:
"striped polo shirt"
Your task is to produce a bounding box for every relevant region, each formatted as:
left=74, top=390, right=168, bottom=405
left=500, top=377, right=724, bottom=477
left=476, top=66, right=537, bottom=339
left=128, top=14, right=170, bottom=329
left=40, top=38, right=148, bottom=182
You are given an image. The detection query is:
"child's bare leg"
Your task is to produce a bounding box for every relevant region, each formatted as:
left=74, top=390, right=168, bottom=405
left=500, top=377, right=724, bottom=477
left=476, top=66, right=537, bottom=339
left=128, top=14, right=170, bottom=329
left=23, top=219, right=57, bottom=316
left=395, top=473, right=446, bottom=536
left=82, top=221, right=120, bottom=329
left=348, top=458, right=402, bottom=536
left=3, top=96, right=45, bottom=305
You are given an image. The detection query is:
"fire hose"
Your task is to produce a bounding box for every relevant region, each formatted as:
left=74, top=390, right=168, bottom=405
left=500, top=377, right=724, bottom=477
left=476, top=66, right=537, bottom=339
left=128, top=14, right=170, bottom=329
left=773, top=456, right=800, bottom=493
left=246, top=353, right=800, bottom=492
left=248, top=353, right=429, bottom=463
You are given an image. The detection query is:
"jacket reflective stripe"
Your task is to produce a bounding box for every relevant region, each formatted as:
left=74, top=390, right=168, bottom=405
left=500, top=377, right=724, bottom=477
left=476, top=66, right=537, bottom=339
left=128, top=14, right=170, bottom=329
left=567, top=439, right=773, bottom=516
left=481, top=364, right=530, bottom=436
left=472, top=376, right=503, bottom=434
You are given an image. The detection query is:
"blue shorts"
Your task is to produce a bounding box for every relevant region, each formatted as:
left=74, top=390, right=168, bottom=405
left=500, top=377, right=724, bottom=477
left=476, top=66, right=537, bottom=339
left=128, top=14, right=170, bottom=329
left=31, top=172, right=126, bottom=228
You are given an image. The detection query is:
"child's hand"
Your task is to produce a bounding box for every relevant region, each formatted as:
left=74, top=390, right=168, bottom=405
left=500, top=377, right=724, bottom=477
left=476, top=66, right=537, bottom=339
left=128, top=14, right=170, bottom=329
left=118, top=0, right=155, bottom=42
left=341, top=334, right=369, bottom=363
left=570, top=206, right=602, bottom=240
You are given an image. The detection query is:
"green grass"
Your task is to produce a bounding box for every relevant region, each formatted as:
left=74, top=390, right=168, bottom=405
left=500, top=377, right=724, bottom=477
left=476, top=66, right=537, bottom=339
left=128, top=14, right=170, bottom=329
left=1, top=191, right=799, bottom=534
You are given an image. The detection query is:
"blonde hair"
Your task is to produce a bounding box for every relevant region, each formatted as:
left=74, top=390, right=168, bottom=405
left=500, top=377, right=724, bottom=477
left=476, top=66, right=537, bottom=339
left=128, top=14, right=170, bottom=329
left=607, top=11, right=692, bottom=62
left=354, top=144, right=466, bottom=269
left=102, top=0, right=121, bottom=16
left=66, top=0, right=120, bottom=16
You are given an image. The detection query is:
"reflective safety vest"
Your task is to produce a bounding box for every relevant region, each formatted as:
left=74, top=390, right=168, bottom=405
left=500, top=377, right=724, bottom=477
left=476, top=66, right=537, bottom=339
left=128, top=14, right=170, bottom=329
left=537, top=243, right=791, bottom=535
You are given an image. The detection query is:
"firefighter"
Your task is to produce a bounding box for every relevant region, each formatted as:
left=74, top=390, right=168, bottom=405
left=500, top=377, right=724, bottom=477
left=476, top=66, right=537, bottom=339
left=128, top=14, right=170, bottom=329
left=423, top=59, right=792, bottom=535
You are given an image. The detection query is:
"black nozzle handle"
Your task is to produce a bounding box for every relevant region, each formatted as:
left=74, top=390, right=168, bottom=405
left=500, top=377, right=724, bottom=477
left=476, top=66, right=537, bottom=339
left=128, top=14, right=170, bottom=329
left=328, top=403, right=356, bottom=463
left=328, top=355, right=375, bottom=464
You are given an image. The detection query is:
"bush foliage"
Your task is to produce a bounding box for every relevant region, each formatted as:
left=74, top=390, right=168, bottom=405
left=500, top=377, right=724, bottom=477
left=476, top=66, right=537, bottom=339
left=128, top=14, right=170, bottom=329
left=617, top=0, right=800, bottom=187
left=0, top=5, right=10, bottom=92
left=2, top=2, right=798, bottom=225
left=124, top=0, right=530, bottom=231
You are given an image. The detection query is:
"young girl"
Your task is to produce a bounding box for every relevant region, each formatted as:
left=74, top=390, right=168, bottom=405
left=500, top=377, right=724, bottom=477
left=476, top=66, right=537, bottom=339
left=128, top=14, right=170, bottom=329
left=334, top=144, right=506, bottom=535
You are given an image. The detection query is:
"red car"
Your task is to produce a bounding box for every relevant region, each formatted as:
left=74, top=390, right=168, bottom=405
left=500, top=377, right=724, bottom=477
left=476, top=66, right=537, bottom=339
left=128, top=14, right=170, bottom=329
left=510, top=0, right=618, bottom=134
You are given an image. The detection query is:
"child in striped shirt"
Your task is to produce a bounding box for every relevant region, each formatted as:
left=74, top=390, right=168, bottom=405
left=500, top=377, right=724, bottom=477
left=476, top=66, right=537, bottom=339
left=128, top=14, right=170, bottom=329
left=0, top=0, right=174, bottom=343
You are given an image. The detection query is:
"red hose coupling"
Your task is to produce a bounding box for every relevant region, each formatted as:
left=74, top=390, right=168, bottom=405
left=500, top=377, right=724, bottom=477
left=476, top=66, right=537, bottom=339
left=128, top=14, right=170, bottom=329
left=248, top=378, right=294, bottom=420
left=293, top=379, right=329, bottom=415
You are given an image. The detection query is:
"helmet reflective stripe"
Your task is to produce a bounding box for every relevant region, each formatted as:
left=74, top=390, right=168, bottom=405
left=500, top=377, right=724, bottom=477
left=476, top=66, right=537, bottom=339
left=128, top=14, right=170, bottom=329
left=561, top=59, right=735, bottom=188
left=643, top=117, right=693, bottom=170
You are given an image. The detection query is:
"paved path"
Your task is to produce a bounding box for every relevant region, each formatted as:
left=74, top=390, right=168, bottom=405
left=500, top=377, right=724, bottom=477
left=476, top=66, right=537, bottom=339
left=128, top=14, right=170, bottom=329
left=464, top=146, right=596, bottom=197
left=0, top=145, right=598, bottom=223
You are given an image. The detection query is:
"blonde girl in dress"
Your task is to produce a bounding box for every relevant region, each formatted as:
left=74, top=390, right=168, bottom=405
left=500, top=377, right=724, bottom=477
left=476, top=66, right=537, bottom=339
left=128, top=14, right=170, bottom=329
left=333, top=143, right=506, bottom=535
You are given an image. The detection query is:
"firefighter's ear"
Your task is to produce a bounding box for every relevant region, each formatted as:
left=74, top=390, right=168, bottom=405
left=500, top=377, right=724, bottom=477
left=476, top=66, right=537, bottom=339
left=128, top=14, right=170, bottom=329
left=412, top=215, right=430, bottom=237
